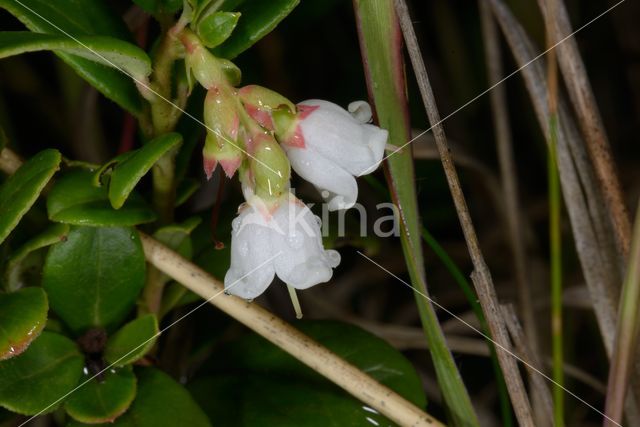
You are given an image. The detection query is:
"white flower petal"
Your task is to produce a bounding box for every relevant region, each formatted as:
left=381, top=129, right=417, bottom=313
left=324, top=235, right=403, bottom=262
left=286, top=147, right=358, bottom=210
left=224, top=208, right=277, bottom=299
left=298, top=100, right=388, bottom=176
left=271, top=197, right=340, bottom=289
left=348, top=100, right=372, bottom=123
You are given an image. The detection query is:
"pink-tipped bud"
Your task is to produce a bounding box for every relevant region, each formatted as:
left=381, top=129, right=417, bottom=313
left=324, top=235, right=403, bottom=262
left=238, top=85, right=295, bottom=131
left=202, top=134, right=244, bottom=179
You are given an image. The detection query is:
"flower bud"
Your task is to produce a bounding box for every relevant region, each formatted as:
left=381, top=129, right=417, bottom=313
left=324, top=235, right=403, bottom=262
left=238, top=85, right=295, bottom=130
left=180, top=29, right=240, bottom=89
left=201, top=86, right=244, bottom=179
left=202, top=133, right=244, bottom=179
left=249, top=133, right=290, bottom=200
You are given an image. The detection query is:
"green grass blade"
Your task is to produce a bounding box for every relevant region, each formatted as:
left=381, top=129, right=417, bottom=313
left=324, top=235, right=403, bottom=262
left=353, top=2, right=479, bottom=425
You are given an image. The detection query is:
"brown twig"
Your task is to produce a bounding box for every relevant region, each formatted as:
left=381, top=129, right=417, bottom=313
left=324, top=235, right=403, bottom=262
left=393, top=0, right=535, bottom=425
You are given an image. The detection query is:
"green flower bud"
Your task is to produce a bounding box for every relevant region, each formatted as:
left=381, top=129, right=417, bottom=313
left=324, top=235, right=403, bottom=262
left=238, top=85, right=295, bottom=130
left=250, top=133, right=291, bottom=200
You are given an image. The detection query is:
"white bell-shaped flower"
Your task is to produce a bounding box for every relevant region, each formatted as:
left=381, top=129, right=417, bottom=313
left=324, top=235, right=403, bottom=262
left=224, top=194, right=341, bottom=299
left=279, top=100, right=388, bottom=211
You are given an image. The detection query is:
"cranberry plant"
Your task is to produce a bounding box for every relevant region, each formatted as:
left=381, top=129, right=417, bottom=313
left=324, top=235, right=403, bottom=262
left=0, top=1, right=434, bottom=426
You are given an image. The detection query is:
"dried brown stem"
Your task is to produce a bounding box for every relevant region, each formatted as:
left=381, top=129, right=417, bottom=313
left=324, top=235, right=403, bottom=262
left=537, top=0, right=630, bottom=263
left=394, top=0, right=535, bottom=425
left=502, top=304, right=554, bottom=425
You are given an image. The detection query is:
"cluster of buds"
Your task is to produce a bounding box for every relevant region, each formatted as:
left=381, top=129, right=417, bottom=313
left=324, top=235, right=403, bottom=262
left=179, top=29, right=388, bottom=302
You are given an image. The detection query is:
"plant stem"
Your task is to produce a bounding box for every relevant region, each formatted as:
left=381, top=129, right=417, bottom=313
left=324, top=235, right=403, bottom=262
left=605, top=200, right=640, bottom=425
left=545, top=1, right=564, bottom=423
left=549, top=113, right=564, bottom=427
left=393, top=0, right=534, bottom=424
left=422, top=228, right=514, bottom=426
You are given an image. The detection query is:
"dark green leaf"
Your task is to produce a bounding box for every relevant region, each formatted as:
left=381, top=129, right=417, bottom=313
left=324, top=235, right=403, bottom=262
left=47, top=169, right=156, bottom=226
left=4, top=223, right=70, bottom=292
left=0, top=32, right=151, bottom=81
left=104, top=315, right=158, bottom=366
left=175, top=178, right=200, bottom=206
left=0, top=149, right=60, bottom=244
left=197, top=12, right=240, bottom=48
left=0, top=0, right=144, bottom=114
left=68, top=368, right=211, bottom=427
left=108, top=133, right=182, bottom=209
left=42, top=226, right=146, bottom=333
left=190, top=320, right=426, bottom=426
left=0, top=332, right=83, bottom=415
left=0, top=287, right=48, bottom=360
left=65, top=367, right=136, bottom=424
left=214, top=0, right=300, bottom=59
left=153, top=216, right=201, bottom=258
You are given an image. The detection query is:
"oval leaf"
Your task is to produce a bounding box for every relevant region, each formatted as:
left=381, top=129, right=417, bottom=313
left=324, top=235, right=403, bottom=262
left=0, top=149, right=60, bottom=244
left=104, top=315, right=159, bottom=367
left=189, top=320, right=426, bottom=426
left=68, top=368, right=211, bottom=427
left=42, top=226, right=146, bottom=333
left=214, top=0, right=299, bottom=59
left=0, top=32, right=151, bottom=81
left=4, top=224, right=70, bottom=292
left=0, top=332, right=83, bottom=415
left=0, top=0, right=144, bottom=114
left=0, top=287, right=48, bottom=360
left=196, top=11, right=240, bottom=48
left=108, top=133, right=182, bottom=209
left=65, top=367, right=137, bottom=424
left=47, top=169, right=156, bottom=226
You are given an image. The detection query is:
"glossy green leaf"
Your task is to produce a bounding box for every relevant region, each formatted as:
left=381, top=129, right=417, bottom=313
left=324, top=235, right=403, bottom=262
left=353, top=2, right=479, bottom=425
left=47, top=169, right=156, bottom=226
left=42, top=226, right=146, bottom=333
left=4, top=223, right=70, bottom=292
left=108, top=133, right=182, bottom=209
left=0, top=287, right=48, bottom=360
left=154, top=216, right=201, bottom=258
left=65, top=367, right=137, bottom=424
left=67, top=368, right=211, bottom=427
left=190, top=320, right=425, bottom=426
left=214, top=0, right=300, bottom=59
left=0, top=0, right=144, bottom=114
left=0, top=32, right=151, bottom=81
left=104, top=315, right=159, bottom=367
left=0, top=149, right=60, bottom=244
left=197, top=12, right=240, bottom=48
left=0, top=332, right=83, bottom=415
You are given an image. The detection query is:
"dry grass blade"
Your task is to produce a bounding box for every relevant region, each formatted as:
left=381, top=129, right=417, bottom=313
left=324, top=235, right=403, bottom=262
left=479, top=0, right=538, bottom=368
left=605, top=201, right=640, bottom=426
left=502, top=304, right=554, bottom=426
left=484, top=0, right=620, bottom=358
left=485, top=0, right=638, bottom=422
left=394, top=0, right=535, bottom=425
left=537, top=0, right=631, bottom=262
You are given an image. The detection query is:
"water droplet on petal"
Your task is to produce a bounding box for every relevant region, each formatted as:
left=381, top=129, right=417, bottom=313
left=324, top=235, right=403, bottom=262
left=287, top=232, right=304, bottom=249
left=238, top=241, right=249, bottom=256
